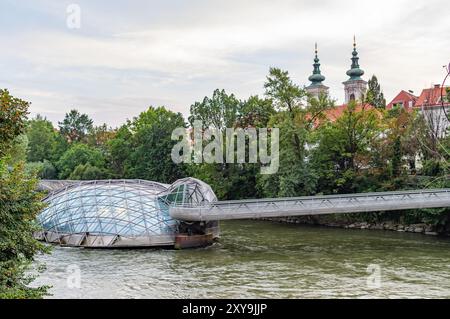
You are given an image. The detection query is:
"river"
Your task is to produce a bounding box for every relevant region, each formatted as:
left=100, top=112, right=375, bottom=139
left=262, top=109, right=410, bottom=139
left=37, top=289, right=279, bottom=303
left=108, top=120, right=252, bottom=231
left=33, top=220, right=450, bottom=298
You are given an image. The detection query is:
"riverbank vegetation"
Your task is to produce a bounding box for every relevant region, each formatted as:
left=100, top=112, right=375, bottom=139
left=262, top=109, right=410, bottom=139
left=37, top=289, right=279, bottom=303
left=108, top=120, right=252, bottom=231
left=5, top=68, right=450, bottom=229
left=1, top=68, right=449, bottom=298
left=0, top=89, right=49, bottom=298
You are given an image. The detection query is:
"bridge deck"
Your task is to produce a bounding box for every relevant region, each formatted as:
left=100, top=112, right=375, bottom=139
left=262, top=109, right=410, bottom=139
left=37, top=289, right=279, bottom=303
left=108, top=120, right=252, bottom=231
left=169, top=189, right=450, bottom=221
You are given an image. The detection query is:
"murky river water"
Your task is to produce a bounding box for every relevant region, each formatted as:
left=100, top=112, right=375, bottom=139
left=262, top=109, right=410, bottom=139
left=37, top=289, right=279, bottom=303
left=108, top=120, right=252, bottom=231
left=33, top=220, right=450, bottom=298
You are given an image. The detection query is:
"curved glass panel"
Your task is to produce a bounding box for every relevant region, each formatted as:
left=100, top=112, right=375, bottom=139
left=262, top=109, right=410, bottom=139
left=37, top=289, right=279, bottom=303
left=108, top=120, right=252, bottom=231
left=37, top=178, right=218, bottom=243
left=39, top=180, right=177, bottom=237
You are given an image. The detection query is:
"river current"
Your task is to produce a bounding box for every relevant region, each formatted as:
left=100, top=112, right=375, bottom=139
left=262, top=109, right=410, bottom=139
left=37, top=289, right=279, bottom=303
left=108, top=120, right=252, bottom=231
left=33, top=220, right=450, bottom=298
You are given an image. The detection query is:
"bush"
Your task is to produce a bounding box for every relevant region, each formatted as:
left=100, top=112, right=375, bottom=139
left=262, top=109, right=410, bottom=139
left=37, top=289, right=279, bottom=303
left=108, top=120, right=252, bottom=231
left=69, top=163, right=108, bottom=180
left=25, top=160, right=57, bottom=179
left=0, top=161, right=50, bottom=299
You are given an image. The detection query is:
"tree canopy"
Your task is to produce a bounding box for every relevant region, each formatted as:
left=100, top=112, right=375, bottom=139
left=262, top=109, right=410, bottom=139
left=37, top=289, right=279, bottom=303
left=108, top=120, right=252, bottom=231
left=58, top=109, right=94, bottom=143
left=366, top=75, right=386, bottom=108
left=0, top=89, right=49, bottom=299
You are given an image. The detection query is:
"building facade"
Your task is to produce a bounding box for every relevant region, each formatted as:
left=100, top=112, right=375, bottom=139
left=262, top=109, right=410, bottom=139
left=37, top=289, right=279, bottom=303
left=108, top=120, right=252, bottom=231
left=388, top=85, right=449, bottom=137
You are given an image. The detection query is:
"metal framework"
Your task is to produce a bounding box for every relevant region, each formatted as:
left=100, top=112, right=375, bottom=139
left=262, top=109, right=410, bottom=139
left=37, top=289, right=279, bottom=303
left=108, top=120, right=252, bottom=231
left=169, top=189, right=450, bottom=221
left=36, top=178, right=218, bottom=248
left=37, top=177, right=450, bottom=248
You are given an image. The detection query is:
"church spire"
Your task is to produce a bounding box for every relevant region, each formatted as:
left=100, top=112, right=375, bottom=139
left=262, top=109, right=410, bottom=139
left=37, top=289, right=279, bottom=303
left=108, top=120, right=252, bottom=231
left=343, top=36, right=367, bottom=103
left=346, top=35, right=364, bottom=80
left=308, top=43, right=326, bottom=86
left=306, top=43, right=329, bottom=99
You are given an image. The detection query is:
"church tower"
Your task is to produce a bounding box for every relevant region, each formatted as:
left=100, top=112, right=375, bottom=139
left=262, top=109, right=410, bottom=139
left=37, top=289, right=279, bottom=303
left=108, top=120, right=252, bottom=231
left=306, top=43, right=329, bottom=99
left=343, top=37, right=367, bottom=103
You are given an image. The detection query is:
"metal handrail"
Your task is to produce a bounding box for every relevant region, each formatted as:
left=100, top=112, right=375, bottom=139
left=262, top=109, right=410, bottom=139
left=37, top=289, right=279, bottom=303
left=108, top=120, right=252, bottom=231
left=170, top=188, right=450, bottom=208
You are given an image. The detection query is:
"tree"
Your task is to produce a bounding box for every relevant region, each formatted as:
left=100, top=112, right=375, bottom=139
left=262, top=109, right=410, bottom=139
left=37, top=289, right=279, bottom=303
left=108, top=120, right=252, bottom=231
left=257, top=68, right=333, bottom=198
left=56, top=143, right=106, bottom=179
left=58, top=109, right=93, bottom=143
left=8, top=134, right=28, bottom=165
left=69, top=163, right=106, bottom=180
left=0, top=89, right=49, bottom=298
left=26, top=115, right=59, bottom=163
left=0, top=89, right=29, bottom=157
left=236, top=95, right=275, bottom=128
left=382, top=107, right=420, bottom=178
left=188, top=89, right=240, bottom=130
left=310, top=101, right=383, bottom=194
left=108, top=106, right=187, bottom=183
left=187, top=91, right=274, bottom=200
left=264, top=68, right=307, bottom=160
left=86, top=123, right=116, bottom=151
left=107, top=125, right=132, bottom=178
left=366, top=75, right=386, bottom=108
left=25, top=160, right=57, bottom=179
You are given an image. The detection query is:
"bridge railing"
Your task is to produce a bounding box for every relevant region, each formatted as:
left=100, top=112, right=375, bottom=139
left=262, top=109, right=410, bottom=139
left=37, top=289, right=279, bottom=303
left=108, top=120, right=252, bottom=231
left=169, top=189, right=450, bottom=221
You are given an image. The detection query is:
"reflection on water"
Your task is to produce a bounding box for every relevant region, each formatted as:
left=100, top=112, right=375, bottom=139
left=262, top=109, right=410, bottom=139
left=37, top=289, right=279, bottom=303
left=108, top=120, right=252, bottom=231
left=33, top=220, right=450, bottom=298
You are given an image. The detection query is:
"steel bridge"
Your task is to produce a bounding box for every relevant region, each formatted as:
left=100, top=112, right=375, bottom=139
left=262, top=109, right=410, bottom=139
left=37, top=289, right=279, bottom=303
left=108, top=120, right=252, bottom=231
left=169, top=189, right=450, bottom=221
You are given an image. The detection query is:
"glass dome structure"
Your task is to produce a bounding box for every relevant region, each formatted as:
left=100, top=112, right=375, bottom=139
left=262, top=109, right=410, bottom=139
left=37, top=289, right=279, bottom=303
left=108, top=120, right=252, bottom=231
left=35, top=178, right=218, bottom=248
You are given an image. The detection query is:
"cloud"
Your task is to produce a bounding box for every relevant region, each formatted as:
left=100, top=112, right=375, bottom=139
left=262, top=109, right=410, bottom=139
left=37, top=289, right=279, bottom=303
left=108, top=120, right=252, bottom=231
left=0, top=0, right=449, bottom=126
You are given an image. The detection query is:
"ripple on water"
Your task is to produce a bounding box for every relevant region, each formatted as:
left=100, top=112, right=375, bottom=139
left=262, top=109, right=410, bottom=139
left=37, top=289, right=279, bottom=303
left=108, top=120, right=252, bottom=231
left=32, top=220, right=450, bottom=298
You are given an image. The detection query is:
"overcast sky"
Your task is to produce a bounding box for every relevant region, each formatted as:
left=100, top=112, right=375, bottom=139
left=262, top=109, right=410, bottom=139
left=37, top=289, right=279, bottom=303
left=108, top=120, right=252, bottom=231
left=1, top=0, right=449, bottom=127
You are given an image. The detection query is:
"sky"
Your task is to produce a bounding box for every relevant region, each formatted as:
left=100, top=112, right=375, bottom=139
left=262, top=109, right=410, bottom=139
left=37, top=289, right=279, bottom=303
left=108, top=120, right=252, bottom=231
left=1, top=0, right=449, bottom=127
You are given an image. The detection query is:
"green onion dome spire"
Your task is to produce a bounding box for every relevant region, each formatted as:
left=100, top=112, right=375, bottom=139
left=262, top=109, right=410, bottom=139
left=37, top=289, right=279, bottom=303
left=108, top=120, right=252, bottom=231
left=346, top=36, right=364, bottom=80
left=308, top=43, right=326, bottom=86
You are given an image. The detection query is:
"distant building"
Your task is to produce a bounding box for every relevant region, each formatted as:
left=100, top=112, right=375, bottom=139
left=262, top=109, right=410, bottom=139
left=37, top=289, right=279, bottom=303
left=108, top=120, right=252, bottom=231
left=386, top=90, right=418, bottom=110
left=307, top=38, right=373, bottom=123
left=306, top=37, right=368, bottom=105
left=323, top=103, right=376, bottom=122
left=388, top=84, right=449, bottom=137
left=415, top=84, right=450, bottom=137
left=415, top=84, right=449, bottom=108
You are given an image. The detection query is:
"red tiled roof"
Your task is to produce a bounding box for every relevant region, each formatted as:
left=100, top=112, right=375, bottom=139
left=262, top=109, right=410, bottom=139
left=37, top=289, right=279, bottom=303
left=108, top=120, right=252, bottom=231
left=325, top=103, right=376, bottom=122
left=415, top=86, right=449, bottom=108
left=387, top=90, right=418, bottom=110
left=308, top=103, right=377, bottom=128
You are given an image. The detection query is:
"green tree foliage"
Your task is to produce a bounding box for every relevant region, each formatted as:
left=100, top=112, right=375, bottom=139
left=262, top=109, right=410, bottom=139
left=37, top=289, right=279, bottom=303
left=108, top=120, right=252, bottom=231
left=187, top=91, right=273, bottom=200
left=8, top=135, right=29, bottom=165
left=236, top=95, right=275, bottom=128
left=0, top=89, right=49, bottom=299
left=0, top=89, right=29, bottom=157
left=0, top=161, right=50, bottom=299
left=107, top=125, right=132, bottom=178
left=189, top=89, right=240, bottom=130
left=366, top=75, right=386, bottom=108
left=108, top=106, right=186, bottom=183
left=26, top=115, right=60, bottom=163
left=86, top=123, right=116, bottom=151
left=57, top=143, right=106, bottom=179
left=257, top=69, right=333, bottom=197
left=25, top=160, right=57, bottom=179
left=58, top=109, right=94, bottom=143
left=69, top=163, right=106, bottom=180
left=9, top=66, right=449, bottom=237
left=311, top=102, right=383, bottom=194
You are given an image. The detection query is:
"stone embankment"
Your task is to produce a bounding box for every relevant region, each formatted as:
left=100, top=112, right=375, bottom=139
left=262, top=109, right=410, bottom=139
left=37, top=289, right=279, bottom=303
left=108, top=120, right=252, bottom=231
left=263, top=216, right=450, bottom=236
